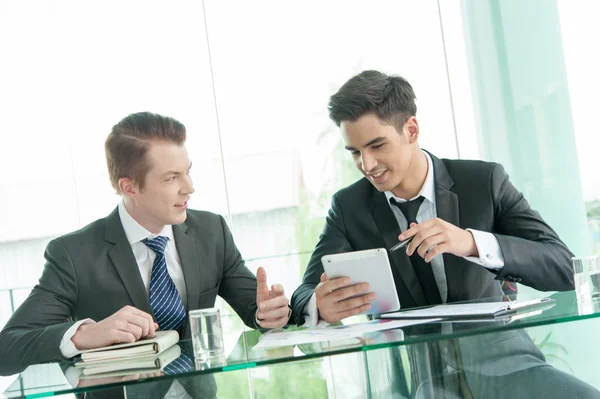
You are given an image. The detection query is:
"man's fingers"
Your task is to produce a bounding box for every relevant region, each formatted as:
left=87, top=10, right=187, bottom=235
left=412, top=219, right=437, bottom=230
left=331, top=283, right=370, bottom=302
left=407, top=225, right=442, bottom=256
left=320, top=272, right=328, bottom=283
left=257, top=305, right=290, bottom=320
left=130, top=308, right=153, bottom=319
left=319, top=292, right=373, bottom=324
left=124, top=323, right=143, bottom=341
left=271, top=284, right=284, bottom=294
left=319, top=294, right=375, bottom=324
left=316, top=276, right=357, bottom=319
left=417, top=233, right=444, bottom=259
left=335, top=303, right=372, bottom=320
left=128, top=309, right=156, bottom=336
left=126, top=314, right=152, bottom=337
left=399, top=219, right=440, bottom=241
left=256, top=267, right=270, bottom=304
left=338, top=293, right=376, bottom=311
left=406, top=228, right=428, bottom=255
left=259, top=294, right=289, bottom=310
left=257, top=287, right=270, bottom=305
left=425, top=243, right=450, bottom=263
left=398, top=223, right=420, bottom=241
left=269, top=284, right=285, bottom=299
left=111, top=330, right=137, bottom=344
left=316, top=277, right=349, bottom=298
left=322, top=277, right=352, bottom=295
left=258, top=317, right=288, bottom=329
left=259, top=295, right=289, bottom=311
left=256, top=266, right=268, bottom=290
left=112, top=319, right=142, bottom=341
left=148, top=321, right=157, bottom=336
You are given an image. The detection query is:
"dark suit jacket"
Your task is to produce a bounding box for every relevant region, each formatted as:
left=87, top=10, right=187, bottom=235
left=0, top=208, right=258, bottom=374
left=291, top=151, right=575, bottom=325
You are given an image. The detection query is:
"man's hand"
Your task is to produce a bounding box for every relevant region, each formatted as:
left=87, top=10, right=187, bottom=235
left=315, top=273, right=375, bottom=324
left=256, top=267, right=290, bottom=329
left=399, top=218, right=478, bottom=263
left=71, top=306, right=158, bottom=350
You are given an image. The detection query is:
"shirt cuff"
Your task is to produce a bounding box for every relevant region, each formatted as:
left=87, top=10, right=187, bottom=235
left=59, top=318, right=95, bottom=359
left=302, top=293, right=330, bottom=328
left=303, top=293, right=319, bottom=327
left=465, top=229, right=505, bottom=270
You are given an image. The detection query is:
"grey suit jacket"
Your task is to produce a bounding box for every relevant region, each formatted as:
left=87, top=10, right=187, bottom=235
left=0, top=208, right=258, bottom=374
left=291, top=151, right=575, bottom=325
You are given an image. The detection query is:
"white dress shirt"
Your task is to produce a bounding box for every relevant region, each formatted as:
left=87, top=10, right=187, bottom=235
left=304, top=151, right=505, bottom=326
left=59, top=201, right=187, bottom=357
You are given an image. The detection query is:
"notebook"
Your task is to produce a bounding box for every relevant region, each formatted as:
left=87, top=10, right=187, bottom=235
left=443, top=305, right=555, bottom=324
left=76, top=330, right=179, bottom=364
left=380, top=298, right=555, bottom=320
left=78, top=344, right=182, bottom=377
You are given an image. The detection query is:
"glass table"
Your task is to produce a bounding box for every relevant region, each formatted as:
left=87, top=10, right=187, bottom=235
left=4, top=291, right=600, bottom=398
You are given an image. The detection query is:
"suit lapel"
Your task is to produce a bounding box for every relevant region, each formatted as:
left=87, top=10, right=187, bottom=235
left=371, top=190, right=426, bottom=307
left=173, top=222, right=200, bottom=313
left=173, top=221, right=201, bottom=337
left=105, top=208, right=152, bottom=314
left=429, top=152, right=463, bottom=303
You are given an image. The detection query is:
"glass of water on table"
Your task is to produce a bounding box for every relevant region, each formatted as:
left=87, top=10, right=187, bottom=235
left=189, top=308, right=225, bottom=360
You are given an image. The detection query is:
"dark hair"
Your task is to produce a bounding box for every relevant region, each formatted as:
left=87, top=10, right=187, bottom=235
left=328, top=70, right=417, bottom=132
left=105, top=112, right=186, bottom=193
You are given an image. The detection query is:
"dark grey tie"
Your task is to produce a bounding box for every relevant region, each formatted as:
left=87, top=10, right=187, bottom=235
left=390, top=196, right=443, bottom=305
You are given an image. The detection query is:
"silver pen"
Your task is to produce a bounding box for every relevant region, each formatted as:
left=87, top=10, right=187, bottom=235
left=390, top=236, right=414, bottom=252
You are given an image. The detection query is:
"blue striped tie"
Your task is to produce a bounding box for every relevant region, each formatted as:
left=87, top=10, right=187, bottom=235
left=142, top=236, right=186, bottom=332
left=163, top=353, right=194, bottom=374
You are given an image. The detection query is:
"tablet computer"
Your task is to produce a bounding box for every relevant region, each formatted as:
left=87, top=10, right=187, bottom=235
left=321, top=248, right=400, bottom=315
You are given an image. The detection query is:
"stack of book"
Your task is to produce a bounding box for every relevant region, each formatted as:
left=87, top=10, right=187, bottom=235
left=74, top=330, right=180, bottom=378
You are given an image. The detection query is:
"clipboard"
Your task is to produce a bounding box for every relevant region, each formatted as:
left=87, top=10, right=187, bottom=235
left=380, top=298, right=556, bottom=320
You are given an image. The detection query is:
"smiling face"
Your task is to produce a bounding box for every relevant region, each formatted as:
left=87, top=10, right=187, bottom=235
left=120, top=140, right=194, bottom=233
left=342, top=113, right=425, bottom=199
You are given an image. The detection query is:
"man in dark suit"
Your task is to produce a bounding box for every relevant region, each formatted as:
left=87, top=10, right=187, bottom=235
left=0, top=112, right=291, bottom=375
left=291, top=70, right=575, bottom=326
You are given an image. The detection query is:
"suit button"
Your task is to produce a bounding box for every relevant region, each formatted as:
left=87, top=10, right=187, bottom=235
left=515, top=278, right=522, bottom=283
left=506, top=276, right=515, bottom=281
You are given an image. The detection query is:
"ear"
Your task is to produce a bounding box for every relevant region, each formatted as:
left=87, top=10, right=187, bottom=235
left=118, top=177, right=138, bottom=200
left=403, top=116, right=420, bottom=144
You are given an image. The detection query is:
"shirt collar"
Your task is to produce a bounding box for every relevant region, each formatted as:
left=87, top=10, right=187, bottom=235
left=384, top=150, right=436, bottom=205
left=118, top=201, right=174, bottom=245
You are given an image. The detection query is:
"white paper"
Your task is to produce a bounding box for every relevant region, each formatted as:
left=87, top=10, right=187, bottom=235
left=253, top=319, right=438, bottom=350
left=381, top=299, right=546, bottom=319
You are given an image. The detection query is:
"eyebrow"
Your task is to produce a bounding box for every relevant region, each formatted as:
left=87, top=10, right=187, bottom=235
left=162, top=162, right=192, bottom=177
left=344, top=137, right=386, bottom=151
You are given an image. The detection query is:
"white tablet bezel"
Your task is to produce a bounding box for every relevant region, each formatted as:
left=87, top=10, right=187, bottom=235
left=321, top=248, right=400, bottom=315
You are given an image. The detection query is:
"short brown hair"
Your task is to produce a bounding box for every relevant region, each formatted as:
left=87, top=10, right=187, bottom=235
left=105, top=112, right=186, bottom=193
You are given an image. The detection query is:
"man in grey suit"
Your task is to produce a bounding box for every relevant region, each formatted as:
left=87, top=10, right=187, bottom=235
left=291, top=70, right=575, bottom=326
left=0, top=112, right=291, bottom=375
